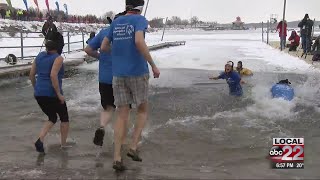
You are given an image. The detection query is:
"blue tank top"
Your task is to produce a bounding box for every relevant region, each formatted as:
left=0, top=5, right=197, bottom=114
left=271, top=84, right=294, bottom=101
left=34, top=51, right=64, bottom=97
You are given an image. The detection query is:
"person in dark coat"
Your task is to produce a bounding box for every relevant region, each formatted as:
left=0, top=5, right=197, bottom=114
left=42, top=16, right=58, bottom=40
left=312, top=36, right=320, bottom=62
left=298, top=14, right=314, bottom=54
left=0, top=9, right=6, bottom=19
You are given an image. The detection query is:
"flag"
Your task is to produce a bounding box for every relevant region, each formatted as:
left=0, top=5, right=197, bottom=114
left=45, top=0, right=50, bottom=12
left=33, top=0, right=39, bottom=9
left=23, top=0, right=28, bottom=10
left=6, top=0, right=12, bottom=7
left=63, top=3, right=68, bottom=15
left=55, top=1, right=59, bottom=12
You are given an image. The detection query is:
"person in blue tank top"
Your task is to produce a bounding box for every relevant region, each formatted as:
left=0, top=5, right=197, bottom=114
left=84, top=11, right=128, bottom=148
left=271, top=79, right=294, bottom=101
left=29, top=31, right=70, bottom=154
left=101, top=0, right=160, bottom=171
left=209, top=61, right=245, bottom=96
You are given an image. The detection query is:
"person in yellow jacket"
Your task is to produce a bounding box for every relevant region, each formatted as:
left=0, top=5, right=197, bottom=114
left=6, top=9, right=11, bottom=19
left=235, top=61, right=253, bottom=76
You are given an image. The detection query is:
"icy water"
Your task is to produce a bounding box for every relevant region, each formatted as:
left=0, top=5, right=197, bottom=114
left=1, top=30, right=320, bottom=179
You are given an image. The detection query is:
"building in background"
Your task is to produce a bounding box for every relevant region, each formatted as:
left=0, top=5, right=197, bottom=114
left=232, top=17, right=248, bottom=30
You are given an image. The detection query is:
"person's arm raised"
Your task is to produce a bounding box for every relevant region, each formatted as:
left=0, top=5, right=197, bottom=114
left=50, top=56, right=65, bottom=104
left=135, top=31, right=160, bottom=78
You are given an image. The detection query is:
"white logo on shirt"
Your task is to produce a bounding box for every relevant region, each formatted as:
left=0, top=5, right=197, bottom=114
left=126, top=25, right=134, bottom=36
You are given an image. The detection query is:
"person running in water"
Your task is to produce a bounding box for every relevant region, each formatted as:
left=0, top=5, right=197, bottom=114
left=101, top=0, right=160, bottom=171
left=84, top=11, right=127, bottom=147
left=209, top=61, right=245, bottom=96
left=29, top=31, right=69, bottom=153
left=235, top=61, right=253, bottom=76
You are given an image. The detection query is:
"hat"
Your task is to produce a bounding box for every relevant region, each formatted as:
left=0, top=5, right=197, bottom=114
left=126, top=0, right=145, bottom=11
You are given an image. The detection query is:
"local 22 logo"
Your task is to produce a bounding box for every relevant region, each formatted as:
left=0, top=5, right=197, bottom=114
left=269, top=138, right=304, bottom=169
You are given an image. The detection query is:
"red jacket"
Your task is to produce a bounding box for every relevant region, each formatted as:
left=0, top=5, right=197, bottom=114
left=288, top=31, right=300, bottom=46
left=277, top=21, right=287, bottom=37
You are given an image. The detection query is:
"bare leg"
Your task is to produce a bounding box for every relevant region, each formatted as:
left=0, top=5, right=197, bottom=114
left=39, top=121, right=54, bottom=142
left=100, top=106, right=114, bottom=128
left=121, top=113, right=130, bottom=145
left=130, top=102, right=148, bottom=151
left=60, top=122, right=69, bottom=146
left=114, top=105, right=130, bottom=162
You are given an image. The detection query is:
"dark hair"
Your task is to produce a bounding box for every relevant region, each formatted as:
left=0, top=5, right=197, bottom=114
left=114, top=11, right=127, bottom=20
left=278, top=79, right=291, bottom=85
left=89, top=32, right=95, bottom=39
left=46, top=31, right=64, bottom=52
left=304, top=14, right=309, bottom=19
left=238, top=61, right=242, bottom=65
left=126, top=0, right=144, bottom=11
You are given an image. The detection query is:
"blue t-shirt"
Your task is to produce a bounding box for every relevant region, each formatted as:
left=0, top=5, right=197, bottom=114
left=271, top=84, right=294, bottom=101
left=34, top=51, right=64, bottom=97
left=107, top=14, right=149, bottom=77
left=219, top=71, right=243, bottom=96
left=88, top=28, right=112, bottom=84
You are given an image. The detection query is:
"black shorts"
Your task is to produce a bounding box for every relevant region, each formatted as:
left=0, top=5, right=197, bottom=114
left=99, top=83, right=116, bottom=110
left=35, top=96, right=69, bottom=123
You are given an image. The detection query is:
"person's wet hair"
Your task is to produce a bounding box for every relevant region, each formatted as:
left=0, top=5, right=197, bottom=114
left=278, top=79, right=291, bottom=85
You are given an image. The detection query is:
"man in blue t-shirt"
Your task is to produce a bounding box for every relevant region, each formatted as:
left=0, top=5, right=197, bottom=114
left=210, top=61, right=244, bottom=96
left=85, top=11, right=129, bottom=148
left=101, top=0, right=160, bottom=171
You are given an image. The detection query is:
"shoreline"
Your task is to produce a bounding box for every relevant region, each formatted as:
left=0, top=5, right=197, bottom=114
left=268, top=41, right=320, bottom=68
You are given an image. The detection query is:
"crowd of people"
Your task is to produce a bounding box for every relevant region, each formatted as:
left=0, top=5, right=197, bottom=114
left=0, top=7, right=108, bottom=24
left=276, top=13, right=319, bottom=61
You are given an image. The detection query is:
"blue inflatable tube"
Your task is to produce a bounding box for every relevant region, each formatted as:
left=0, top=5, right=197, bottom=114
left=271, top=84, right=294, bottom=101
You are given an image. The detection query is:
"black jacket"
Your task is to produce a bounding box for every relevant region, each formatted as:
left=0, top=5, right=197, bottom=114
left=42, top=22, right=58, bottom=39
left=298, top=18, right=314, bottom=36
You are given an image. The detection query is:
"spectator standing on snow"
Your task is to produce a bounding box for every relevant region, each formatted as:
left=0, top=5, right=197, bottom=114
left=277, top=20, right=287, bottom=50
left=0, top=8, right=5, bottom=19
left=42, top=16, right=58, bottom=40
left=298, top=14, right=314, bottom=54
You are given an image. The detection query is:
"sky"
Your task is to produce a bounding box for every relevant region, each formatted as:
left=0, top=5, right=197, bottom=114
left=2, top=0, right=320, bottom=23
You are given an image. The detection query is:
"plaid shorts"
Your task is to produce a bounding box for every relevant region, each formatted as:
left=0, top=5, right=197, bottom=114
left=113, top=74, right=149, bottom=107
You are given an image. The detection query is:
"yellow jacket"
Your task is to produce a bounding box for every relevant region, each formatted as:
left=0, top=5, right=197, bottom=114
left=236, top=68, right=253, bottom=76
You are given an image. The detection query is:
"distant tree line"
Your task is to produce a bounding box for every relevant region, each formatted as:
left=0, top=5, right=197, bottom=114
left=148, top=16, right=216, bottom=28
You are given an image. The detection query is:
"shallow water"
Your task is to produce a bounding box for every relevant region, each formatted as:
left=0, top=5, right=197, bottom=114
left=1, top=30, right=320, bottom=179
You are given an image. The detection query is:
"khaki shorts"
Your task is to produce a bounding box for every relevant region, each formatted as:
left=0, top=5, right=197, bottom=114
left=113, top=74, right=149, bottom=107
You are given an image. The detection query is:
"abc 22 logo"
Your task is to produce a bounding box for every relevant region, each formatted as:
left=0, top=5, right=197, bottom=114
left=269, top=138, right=304, bottom=169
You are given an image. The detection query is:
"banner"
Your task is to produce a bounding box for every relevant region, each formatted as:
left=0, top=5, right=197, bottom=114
left=63, top=3, right=68, bottom=15
left=6, top=0, right=12, bottom=7
left=45, top=0, right=50, bottom=12
left=23, top=0, right=28, bottom=10
left=55, top=1, right=59, bottom=12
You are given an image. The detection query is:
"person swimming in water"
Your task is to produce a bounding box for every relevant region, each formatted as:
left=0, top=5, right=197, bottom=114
left=236, top=61, right=253, bottom=76
left=209, top=61, right=245, bottom=96
left=271, top=79, right=294, bottom=101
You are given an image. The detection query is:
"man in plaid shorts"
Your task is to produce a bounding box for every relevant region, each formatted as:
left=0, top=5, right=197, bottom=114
left=101, top=0, right=160, bottom=171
